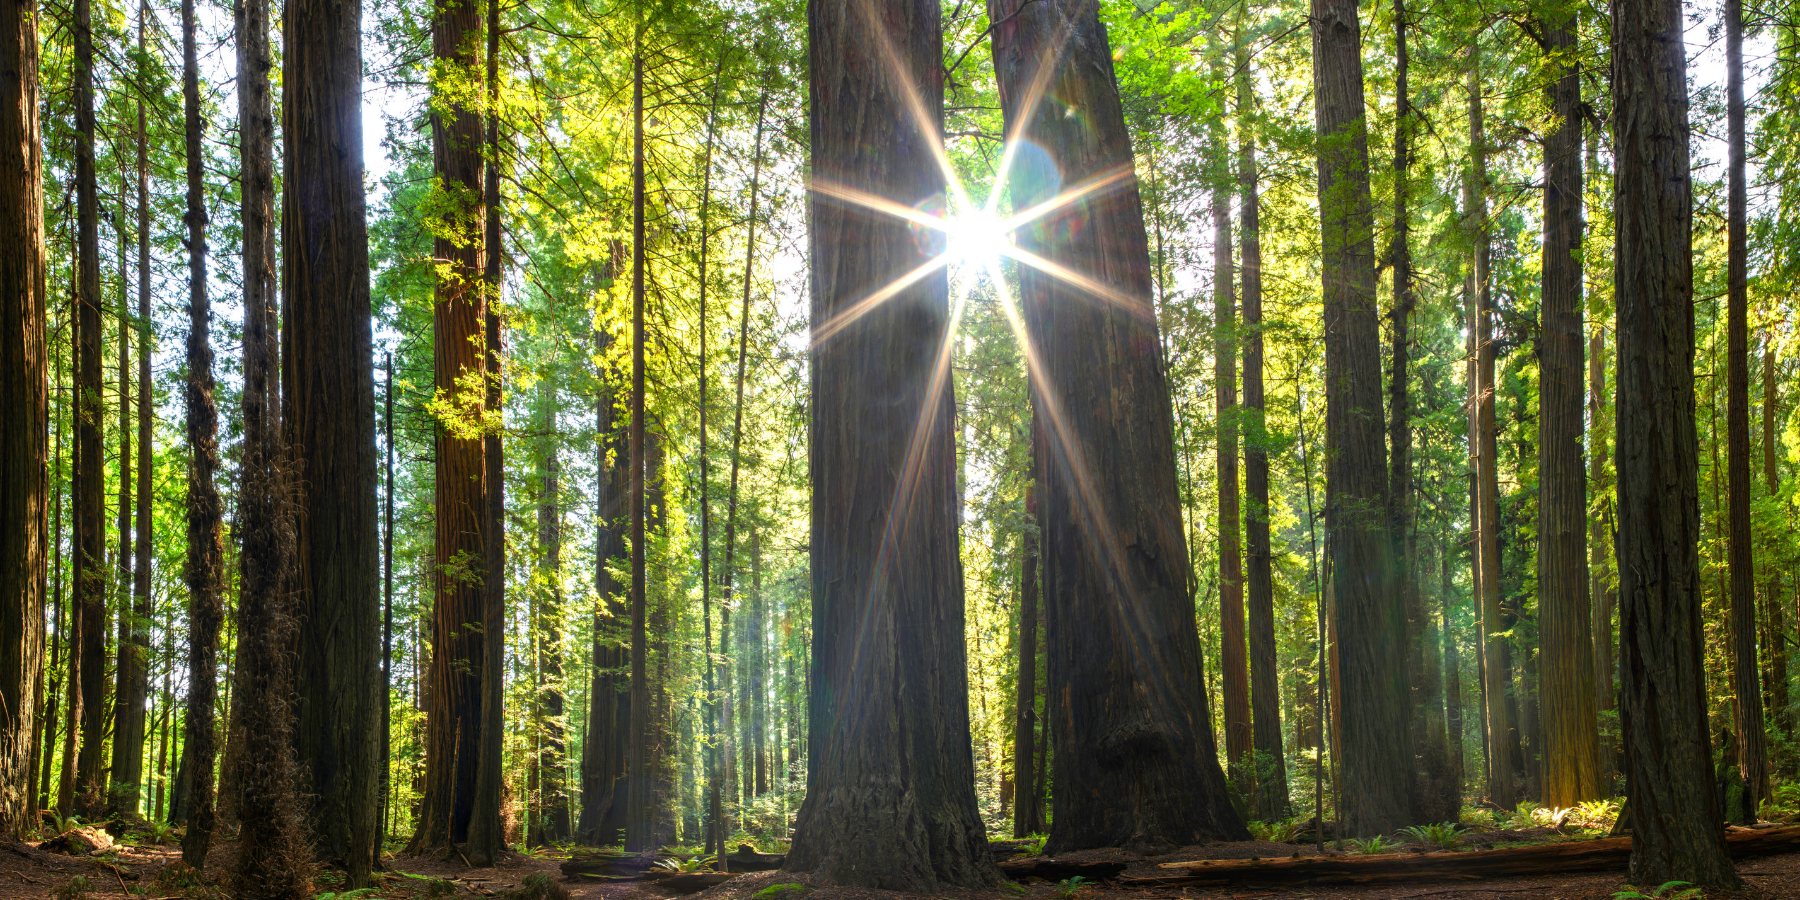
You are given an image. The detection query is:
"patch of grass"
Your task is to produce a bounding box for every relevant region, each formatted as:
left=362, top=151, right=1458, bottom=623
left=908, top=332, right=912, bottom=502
left=754, top=883, right=810, bottom=900
left=1001, top=882, right=1027, bottom=894
left=1612, top=882, right=1703, bottom=900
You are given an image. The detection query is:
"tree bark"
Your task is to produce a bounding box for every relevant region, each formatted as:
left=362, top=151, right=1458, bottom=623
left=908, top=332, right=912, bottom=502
left=988, top=0, right=1245, bottom=852
left=414, top=0, right=488, bottom=850
left=1467, top=53, right=1513, bottom=813
left=1761, top=347, right=1787, bottom=745
left=71, top=0, right=107, bottom=822
left=1612, top=0, right=1738, bottom=884
left=1237, top=23, right=1287, bottom=823
left=1537, top=9, right=1601, bottom=808
left=534, top=397, right=569, bottom=843
left=785, top=0, right=999, bottom=887
left=1724, top=0, right=1767, bottom=814
left=178, top=0, right=226, bottom=865
left=626, top=40, right=652, bottom=853
left=1592, top=325, right=1616, bottom=785
left=1210, top=45, right=1249, bottom=797
left=578, top=350, right=629, bottom=847
left=1012, top=478, right=1045, bottom=838
left=111, top=178, right=142, bottom=817
left=283, top=0, right=381, bottom=872
left=0, top=0, right=45, bottom=839
left=1312, top=0, right=1409, bottom=836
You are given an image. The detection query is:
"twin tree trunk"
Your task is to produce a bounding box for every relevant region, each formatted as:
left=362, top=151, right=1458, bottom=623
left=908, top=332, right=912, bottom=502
left=786, top=0, right=998, bottom=888
left=1537, top=8, right=1602, bottom=809
left=284, top=0, right=381, bottom=875
left=1312, top=0, right=1411, bottom=836
left=0, top=0, right=46, bottom=841
left=989, top=0, right=1246, bottom=853
left=416, top=0, right=490, bottom=851
left=1611, top=0, right=1738, bottom=887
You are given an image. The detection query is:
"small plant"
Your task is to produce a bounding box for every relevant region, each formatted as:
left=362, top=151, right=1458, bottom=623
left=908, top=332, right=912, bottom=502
left=1053, top=875, right=1089, bottom=899
left=1248, top=817, right=1306, bottom=843
left=314, top=890, right=379, bottom=900
left=497, top=874, right=571, bottom=900
left=55, top=875, right=93, bottom=900
left=1398, top=822, right=1463, bottom=850
left=1023, top=832, right=1049, bottom=856
left=143, top=820, right=179, bottom=844
left=42, top=811, right=83, bottom=835
left=754, top=884, right=810, bottom=900
left=1347, top=836, right=1391, bottom=855
left=1001, top=882, right=1028, bottom=894
left=422, top=877, right=456, bottom=898
left=1611, top=881, right=1703, bottom=900
left=654, top=855, right=715, bottom=873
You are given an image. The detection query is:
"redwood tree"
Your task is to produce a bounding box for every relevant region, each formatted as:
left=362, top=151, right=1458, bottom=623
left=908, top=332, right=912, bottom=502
left=784, top=0, right=999, bottom=887
left=988, top=0, right=1246, bottom=852
left=71, top=0, right=107, bottom=821
left=1612, top=0, right=1738, bottom=885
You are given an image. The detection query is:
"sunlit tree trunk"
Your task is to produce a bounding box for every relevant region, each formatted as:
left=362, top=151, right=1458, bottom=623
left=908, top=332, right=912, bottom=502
left=1762, top=347, right=1788, bottom=749
left=1612, top=0, right=1738, bottom=884
left=533, top=397, right=569, bottom=842
left=283, top=0, right=381, bottom=872
left=1012, top=474, right=1045, bottom=838
left=110, top=184, right=141, bottom=816
left=578, top=350, right=629, bottom=847
left=784, top=0, right=998, bottom=887
left=625, top=39, right=652, bottom=852
left=989, top=0, right=1245, bottom=851
left=0, top=0, right=46, bottom=839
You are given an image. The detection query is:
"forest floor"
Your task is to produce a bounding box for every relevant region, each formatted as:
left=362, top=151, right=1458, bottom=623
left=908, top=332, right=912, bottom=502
left=2, top=829, right=1796, bottom=900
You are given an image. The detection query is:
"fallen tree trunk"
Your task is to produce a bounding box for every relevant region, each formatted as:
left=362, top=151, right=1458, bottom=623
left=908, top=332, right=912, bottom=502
left=1125, top=825, right=1800, bottom=887
left=559, top=853, right=659, bottom=879
left=660, top=872, right=739, bottom=893
left=997, top=857, right=1131, bottom=881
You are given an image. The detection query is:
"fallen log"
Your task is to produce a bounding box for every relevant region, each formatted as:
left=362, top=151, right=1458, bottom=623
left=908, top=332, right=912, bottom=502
left=1123, top=824, right=1800, bottom=887
left=559, top=852, right=659, bottom=879
left=723, top=845, right=785, bottom=872
left=660, top=872, right=740, bottom=893
left=997, top=857, right=1130, bottom=881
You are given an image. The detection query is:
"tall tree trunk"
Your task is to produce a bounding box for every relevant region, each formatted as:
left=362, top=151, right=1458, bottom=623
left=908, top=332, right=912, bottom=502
left=1012, top=478, right=1044, bottom=838
left=785, top=0, right=999, bottom=887
left=1210, top=46, right=1249, bottom=798
left=1236, top=26, right=1286, bottom=823
left=178, top=0, right=226, bottom=865
left=1312, top=0, right=1409, bottom=836
left=123, top=0, right=154, bottom=822
left=1468, top=53, right=1513, bottom=813
left=1537, top=9, right=1601, bottom=808
left=1612, top=0, right=1737, bottom=884
left=1762, top=347, right=1788, bottom=745
left=625, top=40, right=653, bottom=853
left=283, top=0, right=381, bottom=871
left=578, top=353, right=629, bottom=847
left=534, top=399, right=569, bottom=842
left=415, top=0, right=488, bottom=849
left=71, top=0, right=107, bottom=822
left=1724, top=0, right=1768, bottom=814
left=749, top=533, right=767, bottom=798
left=1592, top=326, right=1617, bottom=784
left=1444, top=552, right=1465, bottom=793
left=695, top=68, right=722, bottom=862
left=111, top=180, right=140, bottom=817
left=0, top=0, right=46, bottom=838
left=466, top=0, right=506, bottom=859
left=989, top=0, right=1244, bottom=852
left=40, top=355, right=62, bottom=817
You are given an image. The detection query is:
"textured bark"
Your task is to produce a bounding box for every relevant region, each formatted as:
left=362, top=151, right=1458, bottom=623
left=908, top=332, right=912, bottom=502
left=1312, top=0, right=1409, bottom=836
left=1468, top=55, right=1513, bottom=812
left=1443, top=553, right=1464, bottom=792
left=1537, top=10, right=1601, bottom=808
left=578, top=366, right=629, bottom=847
left=785, top=0, right=999, bottom=888
left=465, top=0, right=506, bottom=861
left=988, top=0, right=1244, bottom=852
left=1724, top=0, right=1768, bottom=812
left=1592, top=327, right=1617, bottom=783
left=283, top=0, right=380, bottom=873
left=1761, top=348, right=1788, bottom=742
left=110, top=181, right=142, bottom=816
left=415, top=0, right=488, bottom=850
left=1210, top=47, right=1249, bottom=794
left=1236, top=28, right=1286, bottom=823
left=533, top=398, right=569, bottom=843
left=177, top=0, right=226, bottom=866
left=1612, top=0, right=1738, bottom=884
left=71, top=0, right=107, bottom=822
left=0, top=0, right=45, bottom=839
left=624, top=41, right=653, bottom=853
left=695, top=70, right=722, bottom=861
left=119, top=1, right=154, bottom=823
left=1012, top=481, right=1045, bottom=838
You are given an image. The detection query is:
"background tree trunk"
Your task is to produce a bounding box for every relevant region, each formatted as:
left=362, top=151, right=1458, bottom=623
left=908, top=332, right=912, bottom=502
left=0, top=0, right=46, bottom=839
left=71, top=0, right=107, bottom=822
left=784, top=0, right=999, bottom=887
left=1012, top=478, right=1045, bottom=838
left=578, top=363, right=629, bottom=847
left=1211, top=46, right=1249, bottom=798
left=1612, top=0, right=1738, bottom=884
left=1313, top=0, right=1410, bottom=837
left=1762, top=347, right=1788, bottom=747
left=1537, top=9, right=1601, bottom=808
left=989, top=0, right=1246, bottom=852
left=283, top=0, right=381, bottom=873
left=535, top=398, right=569, bottom=842
left=626, top=43, right=652, bottom=852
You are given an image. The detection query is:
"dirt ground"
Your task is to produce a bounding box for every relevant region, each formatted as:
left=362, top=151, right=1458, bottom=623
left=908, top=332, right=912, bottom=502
left=1, top=835, right=1794, bottom=900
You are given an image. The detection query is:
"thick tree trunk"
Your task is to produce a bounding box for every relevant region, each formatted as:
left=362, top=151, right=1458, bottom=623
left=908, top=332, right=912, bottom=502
left=123, top=2, right=153, bottom=823
left=466, top=1, right=506, bottom=860
left=283, top=0, right=381, bottom=872
left=1012, top=479, right=1045, bottom=838
left=1468, top=55, right=1513, bottom=813
left=1612, top=0, right=1738, bottom=885
left=1724, top=0, right=1768, bottom=813
left=1443, top=552, right=1464, bottom=793
left=626, top=43, right=653, bottom=853
left=1762, top=348, right=1788, bottom=745
left=0, top=0, right=45, bottom=839
left=1210, top=47, right=1249, bottom=797
left=177, top=0, right=226, bottom=866
left=578, top=364, right=629, bottom=847
left=415, top=0, right=488, bottom=850
left=785, top=0, right=999, bottom=888
left=1312, top=0, right=1409, bottom=837
left=535, top=399, right=569, bottom=842
left=1237, top=25, right=1287, bottom=822
left=71, top=0, right=107, bottom=822
left=1538, top=10, right=1601, bottom=808
left=988, top=0, right=1244, bottom=852
left=694, top=70, right=722, bottom=861
left=111, top=187, right=141, bottom=817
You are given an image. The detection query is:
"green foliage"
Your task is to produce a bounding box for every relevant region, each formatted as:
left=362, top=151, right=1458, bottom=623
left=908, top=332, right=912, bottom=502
left=1611, top=882, right=1703, bottom=900
left=1023, top=832, right=1050, bottom=856
left=1001, top=882, right=1028, bottom=894
left=42, top=811, right=83, bottom=835
left=1053, top=876, right=1089, bottom=899
left=1248, top=818, right=1306, bottom=843
left=54, top=875, right=92, bottom=900
left=1347, top=836, right=1392, bottom=855
left=496, top=874, right=572, bottom=900
left=313, top=891, right=379, bottom=900
left=753, top=884, right=809, bottom=900
left=654, top=855, right=715, bottom=873
left=1397, top=822, right=1463, bottom=850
